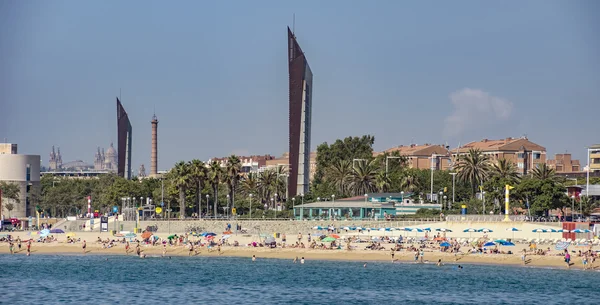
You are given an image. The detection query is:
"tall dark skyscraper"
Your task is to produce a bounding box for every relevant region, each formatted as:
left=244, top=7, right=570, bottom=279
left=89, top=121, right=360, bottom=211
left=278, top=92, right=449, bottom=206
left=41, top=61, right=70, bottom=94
left=117, top=97, right=132, bottom=179
left=288, top=27, right=313, bottom=197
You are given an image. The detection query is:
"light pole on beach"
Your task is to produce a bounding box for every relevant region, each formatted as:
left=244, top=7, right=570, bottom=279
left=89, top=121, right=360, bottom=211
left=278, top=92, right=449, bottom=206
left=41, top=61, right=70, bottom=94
left=249, top=194, right=253, bottom=219
left=205, top=194, right=209, bottom=219
left=364, top=194, right=368, bottom=219
left=226, top=194, right=230, bottom=219
left=450, top=172, right=457, bottom=205
left=332, top=194, right=335, bottom=220
left=292, top=197, right=296, bottom=220
left=571, top=195, right=575, bottom=220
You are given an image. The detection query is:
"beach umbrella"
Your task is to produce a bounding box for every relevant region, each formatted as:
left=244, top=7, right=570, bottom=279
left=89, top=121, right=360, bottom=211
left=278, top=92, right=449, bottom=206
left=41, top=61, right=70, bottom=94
left=330, top=234, right=341, bottom=239
left=355, top=226, right=364, bottom=231
left=505, top=227, right=520, bottom=239
left=483, top=241, right=496, bottom=247
left=532, top=228, right=552, bottom=240
left=322, top=237, right=337, bottom=242
left=40, top=229, right=50, bottom=237
left=440, top=242, right=451, bottom=247
left=556, top=229, right=569, bottom=233
left=204, top=233, right=217, bottom=237
left=342, top=226, right=351, bottom=230
left=264, top=236, right=276, bottom=244
left=571, top=229, right=591, bottom=233
left=478, top=228, right=493, bottom=233
left=423, top=228, right=432, bottom=232
left=125, top=233, right=137, bottom=239
left=141, top=231, right=153, bottom=239
left=221, top=235, right=231, bottom=240
left=205, top=235, right=215, bottom=240
left=463, top=228, right=477, bottom=238
left=543, top=229, right=557, bottom=233
left=436, top=228, right=452, bottom=232
left=49, top=229, right=65, bottom=234
left=66, top=232, right=76, bottom=238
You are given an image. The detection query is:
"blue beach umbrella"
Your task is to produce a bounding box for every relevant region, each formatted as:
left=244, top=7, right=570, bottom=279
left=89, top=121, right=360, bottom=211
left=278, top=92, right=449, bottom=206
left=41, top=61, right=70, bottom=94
left=505, top=227, right=520, bottom=239
left=556, top=229, right=569, bottom=233
left=484, top=242, right=496, bottom=247
left=436, top=228, right=452, bottom=232
left=40, top=229, right=50, bottom=237
left=571, top=229, right=591, bottom=233
left=440, top=242, right=451, bottom=247
left=478, top=228, right=493, bottom=233
left=463, top=228, right=478, bottom=238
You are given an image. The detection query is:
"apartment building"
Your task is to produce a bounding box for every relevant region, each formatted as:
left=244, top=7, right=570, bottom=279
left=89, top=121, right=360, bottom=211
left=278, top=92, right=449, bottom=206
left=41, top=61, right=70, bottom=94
left=452, top=137, right=546, bottom=175
left=378, top=144, right=452, bottom=170
left=546, top=153, right=581, bottom=173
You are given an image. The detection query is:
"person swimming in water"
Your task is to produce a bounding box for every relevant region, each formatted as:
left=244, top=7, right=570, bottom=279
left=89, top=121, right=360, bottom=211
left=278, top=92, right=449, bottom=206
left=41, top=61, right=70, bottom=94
left=437, top=259, right=443, bottom=267
left=252, top=255, right=256, bottom=262
left=300, top=257, right=305, bottom=264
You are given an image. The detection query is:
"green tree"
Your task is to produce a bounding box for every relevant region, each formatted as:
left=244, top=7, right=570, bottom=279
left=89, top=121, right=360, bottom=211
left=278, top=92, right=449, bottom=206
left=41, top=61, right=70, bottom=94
left=1, top=181, right=20, bottom=217
left=224, top=155, right=241, bottom=211
left=172, top=161, right=191, bottom=218
left=531, top=163, right=556, bottom=181
left=456, top=148, right=491, bottom=196
left=189, top=159, right=207, bottom=215
left=349, top=160, right=379, bottom=196
left=208, top=161, right=223, bottom=216
left=326, top=159, right=352, bottom=196
left=375, top=171, right=391, bottom=193
left=491, top=158, right=520, bottom=184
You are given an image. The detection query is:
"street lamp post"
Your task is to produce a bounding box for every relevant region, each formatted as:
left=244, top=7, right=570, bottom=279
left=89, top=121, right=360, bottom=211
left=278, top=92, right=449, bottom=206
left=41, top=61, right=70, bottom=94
left=292, top=197, right=296, bottom=220
left=450, top=172, right=457, bottom=205
left=332, top=194, right=336, bottom=220
left=249, top=194, right=253, bottom=219
left=205, top=194, right=209, bottom=219
left=439, top=191, right=443, bottom=208
left=482, top=191, right=486, bottom=215
left=571, top=195, right=575, bottom=221
left=444, top=195, right=448, bottom=210
left=578, top=194, right=582, bottom=220
left=226, top=194, right=230, bottom=219
left=364, top=194, right=368, bottom=219
left=271, top=198, right=274, bottom=219
left=400, top=191, right=404, bottom=204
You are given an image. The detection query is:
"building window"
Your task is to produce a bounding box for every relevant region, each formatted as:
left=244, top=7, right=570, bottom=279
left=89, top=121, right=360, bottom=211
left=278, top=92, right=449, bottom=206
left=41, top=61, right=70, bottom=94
left=26, top=164, right=31, bottom=181
left=533, top=153, right=541, bottom=159
left=517, top=153, right=525, bottom=159
left=517, top=162, right=524, bottom=169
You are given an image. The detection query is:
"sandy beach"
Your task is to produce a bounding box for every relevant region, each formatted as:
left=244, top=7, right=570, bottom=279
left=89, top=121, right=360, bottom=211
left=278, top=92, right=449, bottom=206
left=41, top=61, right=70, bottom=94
left=2, top=231, right=598, bottom=271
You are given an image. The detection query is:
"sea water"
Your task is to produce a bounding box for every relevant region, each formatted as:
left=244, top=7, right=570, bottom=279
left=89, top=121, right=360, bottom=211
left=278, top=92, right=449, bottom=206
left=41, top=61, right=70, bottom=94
left=0, top=254, right=597, bottom=304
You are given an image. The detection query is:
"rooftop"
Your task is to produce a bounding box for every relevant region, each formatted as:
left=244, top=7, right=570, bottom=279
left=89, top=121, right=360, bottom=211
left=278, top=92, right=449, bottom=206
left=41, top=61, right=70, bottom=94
left=378, top=144, right=450, bottom=157
left=454, top=137, right=546, bottom=153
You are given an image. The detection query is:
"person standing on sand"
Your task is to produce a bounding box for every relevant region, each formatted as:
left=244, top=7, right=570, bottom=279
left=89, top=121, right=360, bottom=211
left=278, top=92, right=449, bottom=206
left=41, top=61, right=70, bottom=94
left=582, top=255, right=588, bottom=270
left=9, top=242, right=14, bottom=254
left=188, top=243, right=194, bottom=256
left=26, top=241, right=31, bottom=256
left=82, top=240, right=87, bottom=254
left=298, top=232, right=302, bottom=242
left=125, top=242, right=130, bottom=255
left=294, top=256, right=298, bottom=263
left=17, top=240, right=21, bottom=251
left=162, top=244, right=167, bottom=257
left=390, top=248, right=395, bottom=262
left=414, top=250, right=419, bottom=262
left=420, top=249, right=424, bottom=263
left=522, top=249, right=527, bottom=265
left=564, top=250, right=571, bottom=269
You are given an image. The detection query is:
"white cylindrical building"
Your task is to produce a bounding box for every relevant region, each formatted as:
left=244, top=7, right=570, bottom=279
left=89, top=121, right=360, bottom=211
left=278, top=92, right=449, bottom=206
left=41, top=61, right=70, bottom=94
left=0, top=154, right=41, bottom=218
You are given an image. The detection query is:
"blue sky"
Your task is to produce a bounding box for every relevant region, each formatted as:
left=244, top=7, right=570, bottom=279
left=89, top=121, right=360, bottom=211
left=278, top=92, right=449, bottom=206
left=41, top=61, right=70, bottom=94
left=1, top=0, right=598, bottom=171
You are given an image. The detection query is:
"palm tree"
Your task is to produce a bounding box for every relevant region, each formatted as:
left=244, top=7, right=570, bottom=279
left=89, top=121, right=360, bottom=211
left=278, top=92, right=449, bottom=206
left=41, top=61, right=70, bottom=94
left=225, top=155, right=242, bottom=211
left=400, top=175, right=421, bottom=193
left=455, top=148, right=491, bottom=196
left=327, top=159, right=352, bottom=196
left=491, top=158, right=520, bottom=184
left=258, top=169, right=276, bottom=208
left=189, top=159, right=206, bottom=216
left=208, top=161, right=223, bottom=216
left=531, top=163, right=556, bottom=181
left=240, top=173, right=259, bottom=197
left=375, top=171, right=391, bottom=193
left=171, top=161, right=191, bottom=218
left=349, top=160, right=379, bottom=196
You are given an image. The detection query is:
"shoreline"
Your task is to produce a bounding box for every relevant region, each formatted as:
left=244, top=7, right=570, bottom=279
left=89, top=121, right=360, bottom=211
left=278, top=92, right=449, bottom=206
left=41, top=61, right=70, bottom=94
left=2, top=244, right=596, bottom=271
